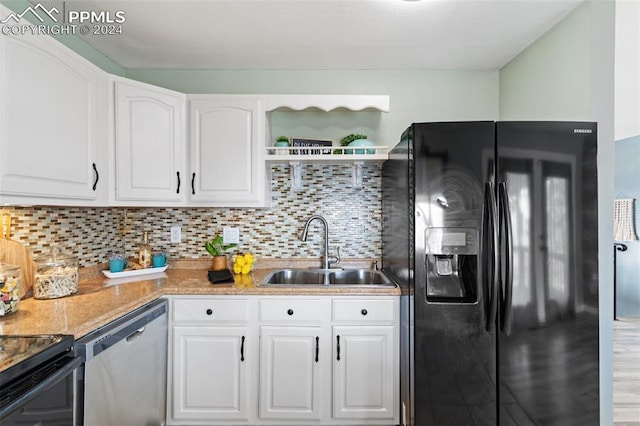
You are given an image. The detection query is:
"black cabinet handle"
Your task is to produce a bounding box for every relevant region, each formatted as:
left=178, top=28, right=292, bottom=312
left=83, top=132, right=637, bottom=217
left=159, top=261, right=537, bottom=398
left=92, top=163, right=99, bottom=191
left=240, top=335, right=245, bottom=362
left=191, top=172, right=196, bottom=195
left=206, top=308, right=213, bottom=316
left=361, top=309, right=368, bottom=316
left=176, top=171, right=181, bottom=194
left=287, top=309, right=294, bottom=316
left=315, top=336, right=319, bottom=362
left=336, top=335, right=340, bottom=361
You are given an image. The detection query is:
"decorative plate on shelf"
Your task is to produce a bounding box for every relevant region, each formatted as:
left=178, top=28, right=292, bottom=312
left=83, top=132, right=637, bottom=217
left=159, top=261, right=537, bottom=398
left=102, top=265, right=168, bottom=279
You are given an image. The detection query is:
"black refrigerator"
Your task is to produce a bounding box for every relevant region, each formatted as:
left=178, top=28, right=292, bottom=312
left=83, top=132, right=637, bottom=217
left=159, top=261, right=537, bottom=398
left=382, top=121, right=599, bottom=426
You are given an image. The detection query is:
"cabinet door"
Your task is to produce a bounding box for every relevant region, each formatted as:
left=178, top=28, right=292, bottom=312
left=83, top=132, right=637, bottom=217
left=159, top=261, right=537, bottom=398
left=0, top=27, right=106, bottom=204
left=114, top=79, right=185, bottom=203
left=333, top=325, right=396, bottom=420
left=259, top=326, right=324, bottom=421
left=172, top=326, right=251, bottom=422
left=189, top=96, right=266, bottom=206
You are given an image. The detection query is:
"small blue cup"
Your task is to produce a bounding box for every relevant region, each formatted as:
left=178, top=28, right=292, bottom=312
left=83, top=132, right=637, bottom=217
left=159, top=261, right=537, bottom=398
left=152, top=254, right=167, bottom=268
left=109, top=259, right=128, bottom=273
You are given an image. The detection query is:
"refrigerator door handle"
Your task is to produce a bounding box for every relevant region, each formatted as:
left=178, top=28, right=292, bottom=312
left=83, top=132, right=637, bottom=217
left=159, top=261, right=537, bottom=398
left=482, top=182, right=499, bottom=331
left=499, top=182, right=514, bottom=334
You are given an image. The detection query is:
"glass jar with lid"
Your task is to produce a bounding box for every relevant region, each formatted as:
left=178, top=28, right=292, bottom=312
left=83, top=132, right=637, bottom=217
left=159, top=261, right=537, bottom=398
left=34, top=247, right=79, bottom=299
left=0, top=262, right=21, bottom=316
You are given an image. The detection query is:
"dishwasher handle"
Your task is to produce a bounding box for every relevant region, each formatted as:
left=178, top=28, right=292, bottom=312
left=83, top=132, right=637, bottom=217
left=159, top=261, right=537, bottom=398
left=126, top=327, right=146, bottom=343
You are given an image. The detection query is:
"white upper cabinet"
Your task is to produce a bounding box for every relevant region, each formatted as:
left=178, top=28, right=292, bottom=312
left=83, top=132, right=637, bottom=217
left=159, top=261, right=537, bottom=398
left=189, top=96, right=266, bottom=207
left=0, top=25, right=108, bottom=205
left=113, top=88, right=267, bottom=207
left=0, top=10, right=387, bottom=208
left=113, top=78, right=186, bottom=204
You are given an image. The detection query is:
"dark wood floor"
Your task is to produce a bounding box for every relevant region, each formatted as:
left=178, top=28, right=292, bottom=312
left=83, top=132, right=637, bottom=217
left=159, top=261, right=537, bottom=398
left=614, top=318, right=640, bottom=425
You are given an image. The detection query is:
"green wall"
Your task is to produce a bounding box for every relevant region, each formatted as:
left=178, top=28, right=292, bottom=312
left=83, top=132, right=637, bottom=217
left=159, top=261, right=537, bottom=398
left=125, top=69, right=499, bottom=147
left=0, top=0, right=499, bottom=145
left=498, top=2, right=592, bottom=120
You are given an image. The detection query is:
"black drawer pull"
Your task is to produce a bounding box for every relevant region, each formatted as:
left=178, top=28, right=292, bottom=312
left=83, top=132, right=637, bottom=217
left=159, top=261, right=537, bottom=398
left=361, top=309, right=368, bottom=316
left=336, top=335, right=341, bottom=361
left=240, top=335, right=245, bottom=362
left=287, top=309, right=294, bottom=316
left=206, top=308, right=213, bottom=316
left=315, top=336, right=319, bottom=362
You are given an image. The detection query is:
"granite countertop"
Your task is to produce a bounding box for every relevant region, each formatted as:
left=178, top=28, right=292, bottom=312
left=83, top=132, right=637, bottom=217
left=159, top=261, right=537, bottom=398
left=0, top=259, right=399, bottom=339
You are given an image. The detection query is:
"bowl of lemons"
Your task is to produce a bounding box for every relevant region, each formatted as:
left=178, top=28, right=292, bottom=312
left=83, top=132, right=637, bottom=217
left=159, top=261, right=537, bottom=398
left=232, top=253, right=255, bottom=275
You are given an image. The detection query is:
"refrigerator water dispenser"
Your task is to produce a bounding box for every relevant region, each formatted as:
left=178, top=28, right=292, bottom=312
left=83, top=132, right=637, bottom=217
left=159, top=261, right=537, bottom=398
left=425, top=227, right=478, bottom=303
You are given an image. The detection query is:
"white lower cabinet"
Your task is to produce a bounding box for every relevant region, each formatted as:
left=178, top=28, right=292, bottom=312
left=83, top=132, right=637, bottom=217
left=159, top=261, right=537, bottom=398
left=333, top=326, right=396, bottom=420
left=172, top=326, right=251, bottom=422
left=332, top=299, right=399, bottom=422
left=167, top=295, right=399, bottom=426
left=167, top=297, right=256, bottom=425
left=259, top=326, right=324, bottom=421
left=257, top=297, right=328, bottom=423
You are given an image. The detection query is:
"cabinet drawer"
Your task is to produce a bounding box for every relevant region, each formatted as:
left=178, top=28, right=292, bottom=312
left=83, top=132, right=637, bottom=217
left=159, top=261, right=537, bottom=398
left=172, top=298, right=250, bottom=323
left=332, top=299, right=396, bottom=322
left=259, top=299, right=323, bottom=322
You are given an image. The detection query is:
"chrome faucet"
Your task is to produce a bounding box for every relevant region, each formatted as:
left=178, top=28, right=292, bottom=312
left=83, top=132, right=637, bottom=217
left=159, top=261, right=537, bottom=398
left=300, top=214, right=340, bottom=270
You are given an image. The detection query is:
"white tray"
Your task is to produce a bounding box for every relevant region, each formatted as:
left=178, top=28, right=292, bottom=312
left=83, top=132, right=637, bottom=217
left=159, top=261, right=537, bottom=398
left=102, top=265, right=168, bottom=279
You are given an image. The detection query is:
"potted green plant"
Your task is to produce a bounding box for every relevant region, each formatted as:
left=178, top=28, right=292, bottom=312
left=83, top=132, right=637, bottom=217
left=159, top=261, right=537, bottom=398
left=274, top=136, right=290, bottom=154
left=204, top=235, right=237, bottom=271
left=339, top=133, right=374, bottom=154
left=275, top=135, right=290, bottom=146
left=339, top=133, right=368, bottom=146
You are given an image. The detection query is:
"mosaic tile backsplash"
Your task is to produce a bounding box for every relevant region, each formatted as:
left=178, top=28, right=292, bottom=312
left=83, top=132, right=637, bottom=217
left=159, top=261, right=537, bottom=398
left=1, top=165, right=382, bottom=267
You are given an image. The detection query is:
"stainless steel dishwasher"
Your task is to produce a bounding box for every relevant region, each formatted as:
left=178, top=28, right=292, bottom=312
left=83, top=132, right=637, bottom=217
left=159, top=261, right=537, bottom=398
left=75, top=298, right=168, bottom=426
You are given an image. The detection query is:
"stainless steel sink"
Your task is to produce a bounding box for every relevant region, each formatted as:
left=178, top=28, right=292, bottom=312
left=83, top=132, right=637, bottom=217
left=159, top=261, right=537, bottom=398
left=263, top=269, right=327, bottom=285
left=262, top=269, right=395, bottom=287
left=329, top=269, right=390, bottom=285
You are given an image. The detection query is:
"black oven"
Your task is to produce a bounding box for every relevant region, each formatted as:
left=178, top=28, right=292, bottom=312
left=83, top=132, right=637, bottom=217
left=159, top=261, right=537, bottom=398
left=0, top=335, right=83, bottom=425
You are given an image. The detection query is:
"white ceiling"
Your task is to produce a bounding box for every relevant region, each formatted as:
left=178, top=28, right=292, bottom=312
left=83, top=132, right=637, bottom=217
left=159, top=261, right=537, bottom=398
left=32, top=0, right=583, bottom=70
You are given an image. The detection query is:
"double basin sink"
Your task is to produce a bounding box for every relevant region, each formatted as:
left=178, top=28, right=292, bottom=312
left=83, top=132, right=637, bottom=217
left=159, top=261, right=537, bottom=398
left=262, top=269, right=395, bottom=288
